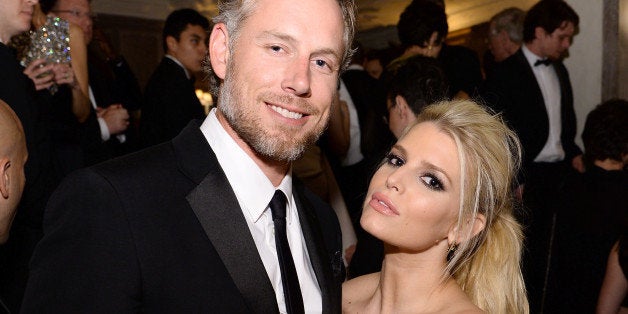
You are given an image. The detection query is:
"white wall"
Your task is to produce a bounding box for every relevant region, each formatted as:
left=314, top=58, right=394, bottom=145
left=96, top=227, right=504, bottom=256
left=564, top=0, right=604, bottom=148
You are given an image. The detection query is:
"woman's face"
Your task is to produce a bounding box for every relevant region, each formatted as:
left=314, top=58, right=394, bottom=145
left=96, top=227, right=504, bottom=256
left=361, top=122, right=461, bottom=252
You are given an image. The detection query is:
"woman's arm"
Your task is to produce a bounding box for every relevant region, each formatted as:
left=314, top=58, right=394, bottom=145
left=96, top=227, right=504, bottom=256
left=66, top=23, right=90, bottom=123
left=597, top=241, right=628, bottom=314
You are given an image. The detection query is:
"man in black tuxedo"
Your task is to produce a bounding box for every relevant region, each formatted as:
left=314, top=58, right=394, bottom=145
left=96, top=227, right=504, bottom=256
left=22, top=0, right=356, bottom=312
left=0, top=1, right=61, bottom=311
left=140, top=9, right=209, bottom=147
left=483, top=1, right=582, bottom=312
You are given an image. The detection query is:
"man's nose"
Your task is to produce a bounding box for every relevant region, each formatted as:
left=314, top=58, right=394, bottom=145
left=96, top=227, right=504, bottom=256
left=281, top=58, right=311, bottom=97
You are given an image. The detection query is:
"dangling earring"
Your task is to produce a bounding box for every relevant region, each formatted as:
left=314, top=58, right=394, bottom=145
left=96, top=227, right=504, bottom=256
left=447, top=242, right=457, bottom=261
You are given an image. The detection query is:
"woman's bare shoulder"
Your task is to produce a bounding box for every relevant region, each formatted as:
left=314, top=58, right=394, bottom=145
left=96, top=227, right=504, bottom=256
left=342, top=272, right=379, bottom=311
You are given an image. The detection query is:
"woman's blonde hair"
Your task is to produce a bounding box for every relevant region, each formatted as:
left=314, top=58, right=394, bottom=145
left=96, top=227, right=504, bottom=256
left=412, top=99, right=528, bottom=313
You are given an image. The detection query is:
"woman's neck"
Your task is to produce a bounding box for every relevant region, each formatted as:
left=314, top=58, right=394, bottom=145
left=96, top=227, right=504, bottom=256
left=370, top=250, right=454, bottom=313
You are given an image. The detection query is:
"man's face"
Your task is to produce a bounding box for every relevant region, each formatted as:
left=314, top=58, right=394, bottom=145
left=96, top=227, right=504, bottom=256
left=0, top=0, right=35, bottom=42
left=168, top=24, right=208, bottom=74
left=364, top=58, right=383, bottom=79
left=537, top=22, right=575, bottom=60
left=488, top=22, right=512, bottom=62
left=53, top=0, right=93, bottom=43
left=215, top=0, right=346, bottom=162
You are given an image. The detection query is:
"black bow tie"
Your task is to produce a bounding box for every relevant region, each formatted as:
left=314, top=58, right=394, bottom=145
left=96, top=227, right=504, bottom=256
left=534, top=59, right=552, bottom=67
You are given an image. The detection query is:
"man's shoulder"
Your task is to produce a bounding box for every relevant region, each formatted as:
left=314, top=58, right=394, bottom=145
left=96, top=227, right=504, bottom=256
left=146, top=58, right=186, bottom=85
left=487, top=50, right=530, bottom=81
left=68, top=142, right=178, bottom=193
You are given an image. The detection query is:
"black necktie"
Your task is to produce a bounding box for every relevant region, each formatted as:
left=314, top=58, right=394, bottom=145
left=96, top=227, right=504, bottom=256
left=534, top=58, right=552, bottom=67
left=269, top=190, right=304, bottom=314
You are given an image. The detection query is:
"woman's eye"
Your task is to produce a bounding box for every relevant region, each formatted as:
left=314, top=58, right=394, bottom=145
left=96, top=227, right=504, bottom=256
left=420, top=175, right=444, bottom=191
left=385, top=153, right=404, bottom=167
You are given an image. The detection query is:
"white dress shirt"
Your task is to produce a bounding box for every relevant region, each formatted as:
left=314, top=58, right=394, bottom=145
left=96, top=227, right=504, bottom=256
left=338, top=69, right=364, bottom=167
left=200, top=108, right=322, bottom=313
left=522, top=45, right=565, bottom=162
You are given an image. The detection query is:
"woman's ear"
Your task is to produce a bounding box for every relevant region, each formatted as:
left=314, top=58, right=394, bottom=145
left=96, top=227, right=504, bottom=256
left=0, top=158, right=10, bottom=199
left=447, top=213, right=487, bottom=245
left=209, top=23, right=230, bottom=80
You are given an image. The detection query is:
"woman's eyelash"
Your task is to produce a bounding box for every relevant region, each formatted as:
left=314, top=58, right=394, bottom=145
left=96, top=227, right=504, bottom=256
left=420, top=173, right=445, bottom=191
left=383, top=152, right=446, bottom=191
left=385, top=153, right=404, bottom=167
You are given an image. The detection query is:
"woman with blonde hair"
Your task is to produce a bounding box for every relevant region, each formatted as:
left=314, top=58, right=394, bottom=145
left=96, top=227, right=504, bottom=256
left=343, top=99, right=528, bottom=313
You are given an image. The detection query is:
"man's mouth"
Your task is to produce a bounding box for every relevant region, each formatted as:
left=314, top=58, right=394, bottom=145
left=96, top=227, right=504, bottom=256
left=269, top=104, right=304, bottom=120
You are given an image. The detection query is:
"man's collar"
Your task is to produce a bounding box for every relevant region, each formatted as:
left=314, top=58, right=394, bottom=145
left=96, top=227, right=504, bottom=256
left=522, top=45, right=548, bottom=68
left=347, top=64, right=364, bottom=71
left=165, top=54, right=191, bottom=79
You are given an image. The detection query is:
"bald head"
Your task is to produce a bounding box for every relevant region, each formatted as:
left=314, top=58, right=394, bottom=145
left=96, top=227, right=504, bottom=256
left=0, top=100, right=25, bottom=153
left=0, top=99, right=27, bottom=244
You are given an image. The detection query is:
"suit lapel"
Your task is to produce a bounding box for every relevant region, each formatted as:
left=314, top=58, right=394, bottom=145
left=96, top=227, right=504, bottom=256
left=293, top=181, right=340, bottom=314
left=516, top=50, right=548, bottom=120
left=173, top=122, right=278, bottom=313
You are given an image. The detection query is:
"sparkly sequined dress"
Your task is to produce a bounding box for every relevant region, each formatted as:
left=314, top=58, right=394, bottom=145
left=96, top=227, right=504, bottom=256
left=21, top=16, right=71, bottom=67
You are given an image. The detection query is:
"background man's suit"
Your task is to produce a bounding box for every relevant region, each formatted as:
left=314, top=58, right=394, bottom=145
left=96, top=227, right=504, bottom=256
left=140, top=57, right=205, bottom=147
left=0, top=43, right=59, bottom=313
left=22, top=121, right=344, bottom=313
left=483, top=49, right=580, bottom=171
left=338, top=68, right=392, bottom=278
left=483, top=47, right=582, bottom=312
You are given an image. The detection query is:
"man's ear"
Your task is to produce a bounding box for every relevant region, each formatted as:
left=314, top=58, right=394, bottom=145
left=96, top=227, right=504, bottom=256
left=209, top=23, right=230, bottom=80
left=426, top=31, right=439, bottom=47
left=165, top=36, right=178, bottom=56
left=447, top=213, right=487, bottom=245
left=0, top=158, right=10, bottom=199
left=393, top=95, right=412, bottom=120
left=534, top=26, right=547, bottom=40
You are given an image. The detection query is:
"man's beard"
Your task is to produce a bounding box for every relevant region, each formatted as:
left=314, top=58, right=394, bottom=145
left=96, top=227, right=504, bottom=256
left=217, top=60, right=328, bottom=162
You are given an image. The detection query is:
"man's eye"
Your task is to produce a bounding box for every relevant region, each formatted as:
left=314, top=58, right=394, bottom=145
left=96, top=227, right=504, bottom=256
left=314, top=59, right=328, bottom=68
left=420, top=174, right=444, bottom=191
left=270, top=45, right=282, bottom=52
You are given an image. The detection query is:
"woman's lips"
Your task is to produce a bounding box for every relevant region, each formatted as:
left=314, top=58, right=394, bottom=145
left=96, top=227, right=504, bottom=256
left=368, top=192, right=399, bottom=216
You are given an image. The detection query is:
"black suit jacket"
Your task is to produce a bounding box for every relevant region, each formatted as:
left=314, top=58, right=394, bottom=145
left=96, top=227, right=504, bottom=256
left=438, top=44, right=483, bottom=98
left=140, top=57, right=205, bottom=147
left=340, top=68, right=394, bottom=165
left=22, top=121, right=343, bottom=313
left=0, top=43, right=58, bottom=313
left=483, top=49, right=581, bottom=172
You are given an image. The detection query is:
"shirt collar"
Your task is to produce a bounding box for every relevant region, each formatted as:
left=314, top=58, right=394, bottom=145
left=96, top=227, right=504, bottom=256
left=522, top=44, right=548, bottom=68
left=199, top=108, right=294, bottom=223
left=347, top=64, right=364, bottom=71
left=165, top=54, right=191, bottom=79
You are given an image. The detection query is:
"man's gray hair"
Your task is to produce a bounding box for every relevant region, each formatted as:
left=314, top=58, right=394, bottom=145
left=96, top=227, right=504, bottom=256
left=204, top=0, right=356, bottom=96
left=490, top=7, right=525, bottom=44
